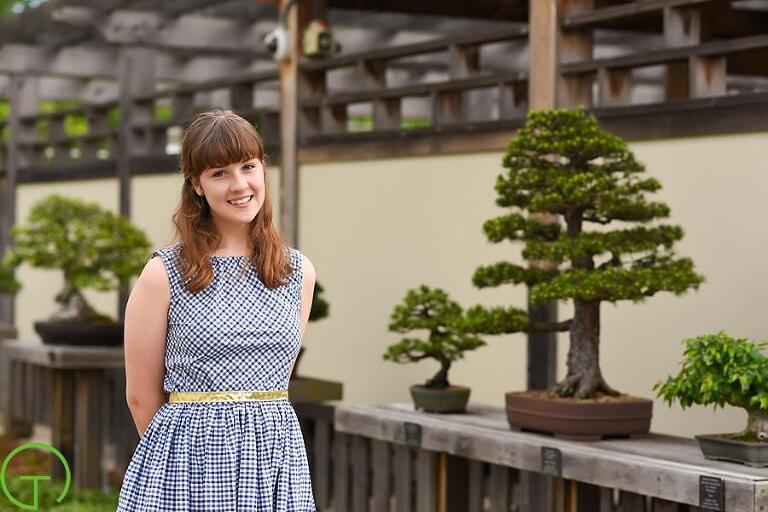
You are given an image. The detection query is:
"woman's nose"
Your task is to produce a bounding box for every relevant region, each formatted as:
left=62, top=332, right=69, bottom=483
left=230, top=171, right=249, bottom=190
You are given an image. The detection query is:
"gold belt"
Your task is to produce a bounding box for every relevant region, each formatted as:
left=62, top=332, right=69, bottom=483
left=169, top=390, right=289, bottom=403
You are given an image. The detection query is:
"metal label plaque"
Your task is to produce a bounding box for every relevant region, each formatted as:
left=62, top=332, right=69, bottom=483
left=699, top=475, right=724, bottom=511
left=403, top=422, right=422, bottom=448
left=541, top=447, right=562, bottom=477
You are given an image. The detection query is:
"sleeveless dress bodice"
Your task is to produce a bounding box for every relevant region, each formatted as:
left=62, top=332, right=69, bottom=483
left=117, top=243, right=316, bottom=511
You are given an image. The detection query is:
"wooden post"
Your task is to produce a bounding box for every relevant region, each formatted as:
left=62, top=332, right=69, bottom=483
left=279, top=0, right=320, bottom=248
left=526, top=0, right=594, bottom=508
left=0, top=75, right=38, bottom=331
left=116, top=48, right=155, bottom=320
left=51, top=370, right=75, bottom=483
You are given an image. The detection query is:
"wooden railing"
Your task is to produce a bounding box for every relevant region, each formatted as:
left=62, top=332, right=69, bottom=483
left=8, top=69, right=281, bottom=179
left=558, top=0, right=768, bottom=108
left=297, top=26, right=530, bottom=142
left=334, top=403, right=768, bottom=512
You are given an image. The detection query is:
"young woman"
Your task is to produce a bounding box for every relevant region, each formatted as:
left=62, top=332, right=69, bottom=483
left=117, top=109, right=317, bottom=511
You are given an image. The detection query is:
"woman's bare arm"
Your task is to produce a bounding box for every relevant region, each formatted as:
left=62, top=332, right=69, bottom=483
left=124, top=255, right=170, bottom=438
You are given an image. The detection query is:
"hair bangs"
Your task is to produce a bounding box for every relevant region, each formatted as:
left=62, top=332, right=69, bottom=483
left=189, top=116, right=263, bottom=175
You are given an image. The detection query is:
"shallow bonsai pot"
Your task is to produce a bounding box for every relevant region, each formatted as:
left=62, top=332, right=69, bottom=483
left=410, top=384, right=471, bottom=413
left=34, top=320, right=123, bottom=346
left=696, top=434, right=768, bottom=467
left=505, top=391, right=653, bottom=440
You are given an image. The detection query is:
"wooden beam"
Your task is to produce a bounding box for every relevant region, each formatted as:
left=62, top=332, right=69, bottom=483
left=562, top=0, right=715, bottom=30
left=50, top=6, right=268, bottom=57
left=0, top=44, right=262, bottom=83
left=116, top=47, right=155, bottom=320
left=563, top=34, right=768, bottom=75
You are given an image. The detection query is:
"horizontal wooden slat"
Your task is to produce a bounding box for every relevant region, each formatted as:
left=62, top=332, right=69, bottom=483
left=562, top=34, right=768, bottom=74
left=561, top=0, right=716, bottom=29
left=335, top=402, right=768, bottom=511
left=132, top=70, right=280, bottom=101
left=299, top=26, right=529, bottom=72
left=300, top=73, right=527, bottom=107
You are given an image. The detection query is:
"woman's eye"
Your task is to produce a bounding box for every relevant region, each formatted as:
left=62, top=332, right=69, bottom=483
left=213, top=170, right=225, bottom=177
left=243, top=164, right=255, bottom=171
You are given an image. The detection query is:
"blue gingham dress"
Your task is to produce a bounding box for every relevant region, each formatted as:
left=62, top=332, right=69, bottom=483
left=117, top=243, right=316, bottom=511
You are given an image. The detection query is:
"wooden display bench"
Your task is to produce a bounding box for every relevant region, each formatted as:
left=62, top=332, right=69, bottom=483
left=334, top=402, right=768, bottom=512
left=0, top=338, right=343, bottom=490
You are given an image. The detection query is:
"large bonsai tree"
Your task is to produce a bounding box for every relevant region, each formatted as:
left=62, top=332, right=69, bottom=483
left=466, top=108, right=704, bottom=399
left=656, top=332, right=768, bottom=440
left=0, top=194, right=151, bottom=323
left=384, top=285, right=486, bottom=389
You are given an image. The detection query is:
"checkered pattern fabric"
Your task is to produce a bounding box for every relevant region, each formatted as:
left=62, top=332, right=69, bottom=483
left=117, top=244, right=316, bottom=511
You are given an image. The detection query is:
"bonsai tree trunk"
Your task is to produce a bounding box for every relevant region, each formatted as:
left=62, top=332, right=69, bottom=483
left=425, top=358, right=451, bottom=389
left=554, top=299, right=618, bottom=398
left=746, top=410, right=768, bottom=441
left=49, top=281, right=111, bottom=323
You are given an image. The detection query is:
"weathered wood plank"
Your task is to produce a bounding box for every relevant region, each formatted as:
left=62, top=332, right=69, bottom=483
left=334, top=431, right=350, bottom=512
left=416, top=449, right=437, bottom=512
left=562, top=0, right=716, bottom=29
left=51, top=370, right=75, bottom=483
left=467, top=460, right=484, bottom=512
left=313, top=419, right=332, bottom=508
left=299, top=26, right=528, bottom=72
left=351, top=435, right=370, bottom=512
left=371, top=439, right=391, bottom=512
left=74, top=370, right=102, bottom=488
left=394, top=444, right=413, bottom=512
left=335, top=403, right=768, bottom=511
left=299, top=72, right=527, bottom=108
left=562, top=34, right=768, bottom=75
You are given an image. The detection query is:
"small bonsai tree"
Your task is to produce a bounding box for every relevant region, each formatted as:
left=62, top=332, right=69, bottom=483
left=0, top=194, right=151, bottom=323
left=655, top=332, right=768, bottom=441
left=309, top=281, right=329, bottom=323
left=383, top=285, right=486, bottom=389
left=466, top=108, right=704, bottom=399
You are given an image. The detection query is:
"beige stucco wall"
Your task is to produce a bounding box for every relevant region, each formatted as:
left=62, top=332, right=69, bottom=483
left=12, top=131, right=768, bottom=438
left=297, top=132, right=767, bottom=439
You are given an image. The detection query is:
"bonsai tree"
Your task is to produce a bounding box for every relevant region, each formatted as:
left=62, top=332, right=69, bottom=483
left=655, top=332, right=768, bottom=441
left=466, top=108, right=704, bottom=399
left=309, top=281, right=329, bottom=323
left=0, top=194, right=151, bottom=323
left=383, top=285, right=485, bottom=389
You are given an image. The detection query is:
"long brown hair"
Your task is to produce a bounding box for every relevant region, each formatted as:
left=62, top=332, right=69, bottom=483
left=171, top=109, right=291, bottom=292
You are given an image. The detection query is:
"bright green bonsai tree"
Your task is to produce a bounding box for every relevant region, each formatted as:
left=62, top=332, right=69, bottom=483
left=655, top=332, right=768, bottom=441
left=0, top=194, right=151, bottom=323
left=466, top=108, right=704, bottom=399
left=383, top=285, right=486, bottom=389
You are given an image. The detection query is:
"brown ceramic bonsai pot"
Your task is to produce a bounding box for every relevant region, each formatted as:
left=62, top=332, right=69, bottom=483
left=411, top=384, right=471, bottom=413
left=34, top=320, right=123, bottom=346
left=696, top=434, right=768, bottom=467
left=505, top=391, right=653, bottom=440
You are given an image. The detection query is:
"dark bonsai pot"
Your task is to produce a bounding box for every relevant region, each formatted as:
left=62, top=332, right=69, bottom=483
left=34, top=320, right=123, bottom=346
left=505, top=391, right=653, bottom=440
left=410, top=384, right=471, bottom=414
left=696, top=434, right=768, bottom=467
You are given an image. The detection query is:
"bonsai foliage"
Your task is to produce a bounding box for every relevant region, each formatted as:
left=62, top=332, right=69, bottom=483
left=0, top=257, right=19, bottom=294
left=466, top=108, right=704, bottom=399
left=2, top=194, right=151, bottom=323
left=655, top=332, right=768, bottom=439
left=309, top=281, right=329, bottom=322
left=383, top=285, right=486, bottom=389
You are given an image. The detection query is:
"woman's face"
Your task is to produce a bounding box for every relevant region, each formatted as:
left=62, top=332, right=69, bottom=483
left=192, top=158, right=266, bottom=228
